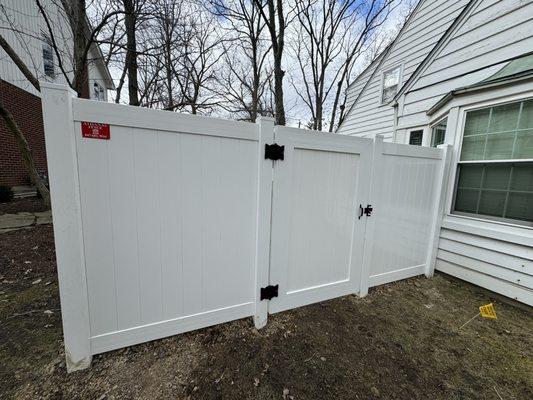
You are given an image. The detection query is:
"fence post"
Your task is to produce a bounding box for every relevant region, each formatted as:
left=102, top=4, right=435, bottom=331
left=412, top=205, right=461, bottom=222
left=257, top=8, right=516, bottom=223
left=253, top=116, right=275, bottom=329
left=425, top=143, right=452, bottom=277
left=40, top=83, right=92, bottom=371
left=359, top=134, right=384, bottom=297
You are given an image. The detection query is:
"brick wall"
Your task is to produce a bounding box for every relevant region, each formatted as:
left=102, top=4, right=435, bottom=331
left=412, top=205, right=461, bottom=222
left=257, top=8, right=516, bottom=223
left=0, top=80, right=48, bottom=187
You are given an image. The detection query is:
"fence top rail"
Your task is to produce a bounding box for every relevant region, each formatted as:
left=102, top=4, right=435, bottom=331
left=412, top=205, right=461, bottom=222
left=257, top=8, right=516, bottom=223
left=72, top=97, right=259, bottom=141
left=382, top=142, right=443, bottom=160
left=275, top=125, right=373, bottom=150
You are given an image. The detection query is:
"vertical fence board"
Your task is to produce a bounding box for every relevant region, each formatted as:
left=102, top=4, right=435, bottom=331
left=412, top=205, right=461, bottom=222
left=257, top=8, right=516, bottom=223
left=76, top=123, right=118, bottom=336
left=107, top=126, right=141, bottom=330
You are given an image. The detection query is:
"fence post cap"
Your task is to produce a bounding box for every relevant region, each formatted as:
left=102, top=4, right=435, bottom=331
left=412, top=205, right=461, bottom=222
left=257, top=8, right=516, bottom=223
left=39, top=82, right=77, bottom=97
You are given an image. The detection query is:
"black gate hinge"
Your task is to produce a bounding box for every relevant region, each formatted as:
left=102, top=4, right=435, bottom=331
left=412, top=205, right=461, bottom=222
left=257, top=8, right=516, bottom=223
left=265, top=143, right=284, bottom=161
left=260, top=284, right=279, bottom=300
left=358, top=204, right=373, bottom=219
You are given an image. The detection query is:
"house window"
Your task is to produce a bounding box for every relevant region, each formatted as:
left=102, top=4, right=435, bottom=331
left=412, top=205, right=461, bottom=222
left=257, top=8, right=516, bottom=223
left=93, top=82, right=105, bottom=101
left=42, top=35, right=55, bottom=78
left=381, top=66, right=401, bottom=104
left=431, top=118, right=447, bottom=147
left=409, top=130, right=423, bottom=146
left=453, top=99, right=533, bottom=225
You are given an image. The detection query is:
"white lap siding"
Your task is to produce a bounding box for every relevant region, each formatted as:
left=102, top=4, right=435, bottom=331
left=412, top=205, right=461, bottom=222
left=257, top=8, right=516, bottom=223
left=399, top=0, right=533, bottom=129
left=435, top=216, right=533, bottom=306
left=338, top=0, right=470, bottom=139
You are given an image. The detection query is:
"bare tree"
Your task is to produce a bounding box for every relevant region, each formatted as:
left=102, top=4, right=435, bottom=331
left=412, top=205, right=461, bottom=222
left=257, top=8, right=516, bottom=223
left=36, top=0, right=121, bottom=97
left=122, top=0, right=140, bottom=105
left=329, top=0, right=397, bottom=131
left=253, top=0, right=289, bottom=125
left=171, top=9, right=224, bottom=114
left=291, top=0, right=396, bottom=131
left=207, top=0, right=272, bottom=122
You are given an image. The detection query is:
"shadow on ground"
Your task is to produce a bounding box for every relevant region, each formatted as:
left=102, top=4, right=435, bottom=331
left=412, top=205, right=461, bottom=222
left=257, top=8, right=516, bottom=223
left=1, top=225, right=532, bottom=399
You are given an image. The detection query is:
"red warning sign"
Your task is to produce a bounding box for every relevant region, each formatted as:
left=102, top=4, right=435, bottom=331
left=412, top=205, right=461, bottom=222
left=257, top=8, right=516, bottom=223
left=81, top=122, right=110, bottom=140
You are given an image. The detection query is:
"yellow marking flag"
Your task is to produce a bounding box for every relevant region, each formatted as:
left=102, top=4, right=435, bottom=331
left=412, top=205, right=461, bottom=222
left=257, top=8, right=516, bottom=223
left=479, top=303, right=497, bottom=319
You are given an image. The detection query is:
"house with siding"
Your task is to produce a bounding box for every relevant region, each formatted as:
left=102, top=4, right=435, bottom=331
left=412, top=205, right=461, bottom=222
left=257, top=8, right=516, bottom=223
left=0, top=0, right=114, bottom=190
left=338, top=0, right=533, bottom=306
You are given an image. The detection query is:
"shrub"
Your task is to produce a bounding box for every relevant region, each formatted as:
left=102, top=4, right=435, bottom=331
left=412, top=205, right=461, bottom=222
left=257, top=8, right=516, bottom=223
left=0, top=185, right=14, bottom=203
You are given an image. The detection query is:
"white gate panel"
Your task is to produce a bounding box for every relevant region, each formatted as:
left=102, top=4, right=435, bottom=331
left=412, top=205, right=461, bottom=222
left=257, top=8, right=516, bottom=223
left=360, top=137, right=451, bottom=293
left=269, top=127, right=373, bottom=314
left=70, top=98, right=260, bottom=355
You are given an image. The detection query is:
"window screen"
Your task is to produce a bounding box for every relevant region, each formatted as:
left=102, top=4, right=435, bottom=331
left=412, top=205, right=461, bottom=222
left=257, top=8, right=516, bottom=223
left=454, top=99, right=533, bottom=224
left=409, top=130, right=423, bottom=146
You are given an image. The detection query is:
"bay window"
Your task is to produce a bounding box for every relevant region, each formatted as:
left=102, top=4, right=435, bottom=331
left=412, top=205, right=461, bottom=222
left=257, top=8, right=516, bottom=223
left=453, top=99, right=533, bottom=225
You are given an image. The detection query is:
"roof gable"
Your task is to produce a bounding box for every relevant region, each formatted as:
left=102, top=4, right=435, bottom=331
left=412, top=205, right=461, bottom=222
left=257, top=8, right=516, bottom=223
left=338, top=0, right=471, bottom=133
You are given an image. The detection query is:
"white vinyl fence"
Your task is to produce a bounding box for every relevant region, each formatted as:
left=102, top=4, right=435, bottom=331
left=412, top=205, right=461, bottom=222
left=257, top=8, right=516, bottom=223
left=41, top=83, right=450, bottom=371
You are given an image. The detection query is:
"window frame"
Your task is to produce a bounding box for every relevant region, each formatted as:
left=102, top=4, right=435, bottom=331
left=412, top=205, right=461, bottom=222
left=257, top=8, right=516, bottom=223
left=407, top=129, right=424, bottom=146
left=380, top=64, right=403, bottom=105
left=404, top=126, right=431, bottom=146
left=430, top=116, right=448, bottom=147
left=449, top=96, right=533, bottom=228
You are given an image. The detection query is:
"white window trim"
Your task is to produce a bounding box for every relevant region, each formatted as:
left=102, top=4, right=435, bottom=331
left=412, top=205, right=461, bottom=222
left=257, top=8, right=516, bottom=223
left=379, top=63, right=404, bottom=106
left=405, top=126, right=429, bottom=145
left=429, top=116, right=448, bottom=147
left=444, top=90, right=533, bottom=230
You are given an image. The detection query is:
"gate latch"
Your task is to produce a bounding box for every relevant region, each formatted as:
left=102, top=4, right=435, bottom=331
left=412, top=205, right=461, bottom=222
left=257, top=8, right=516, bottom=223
left=265, top=143, right=284, bottom=161
left=260, top=284, right=279, bottom=300
left=358, top=204, right=373, bottom=219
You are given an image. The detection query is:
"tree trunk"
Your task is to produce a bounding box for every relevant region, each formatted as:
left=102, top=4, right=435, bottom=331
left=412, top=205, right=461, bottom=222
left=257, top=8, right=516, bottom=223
left=0, top=35, right=40, bottom=92
left=273, top=54, right=285, bottom=125
left=0, top=100, right=50, bottom=206
left=274, top=0, right=286, bottom=125
left=328, top=80, right=343, bottom=132
left=124, top=0, right=140, bottom=106
left=71, top=0, right=89, bottom=97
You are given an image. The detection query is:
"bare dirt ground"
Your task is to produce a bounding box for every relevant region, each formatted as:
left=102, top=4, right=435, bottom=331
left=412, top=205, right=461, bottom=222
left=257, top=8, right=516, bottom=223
left=1, top=225, right=532, bottom=400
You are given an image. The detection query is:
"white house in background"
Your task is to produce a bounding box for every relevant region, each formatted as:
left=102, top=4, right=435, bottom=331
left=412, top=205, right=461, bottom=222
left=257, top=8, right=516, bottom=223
left=0, top=0, right=114, bottom=99
left=339, top=0, right=533, bottom=306
left=0, top=0, right=114, bottom=187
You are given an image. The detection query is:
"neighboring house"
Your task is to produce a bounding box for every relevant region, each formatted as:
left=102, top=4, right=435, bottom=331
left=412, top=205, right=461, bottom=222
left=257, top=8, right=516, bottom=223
left=338, top=0, right=533, bottom=306
left=0, top=0, right=114, bottom=188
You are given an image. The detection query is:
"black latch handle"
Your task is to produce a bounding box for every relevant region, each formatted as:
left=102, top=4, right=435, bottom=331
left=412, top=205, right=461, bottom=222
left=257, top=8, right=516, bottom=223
left=358, top=204, right=373, bottom=219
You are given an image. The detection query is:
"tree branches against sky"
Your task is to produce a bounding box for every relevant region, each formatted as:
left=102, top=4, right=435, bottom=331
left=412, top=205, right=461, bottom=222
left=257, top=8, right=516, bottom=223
left=88, top=0, right=416, bottom=129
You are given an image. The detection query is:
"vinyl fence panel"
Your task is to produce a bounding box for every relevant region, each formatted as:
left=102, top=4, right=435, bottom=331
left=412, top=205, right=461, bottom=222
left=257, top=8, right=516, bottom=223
left=42, top=84, right=263, bottom=370
left=360, top=136, right=450, bottom=293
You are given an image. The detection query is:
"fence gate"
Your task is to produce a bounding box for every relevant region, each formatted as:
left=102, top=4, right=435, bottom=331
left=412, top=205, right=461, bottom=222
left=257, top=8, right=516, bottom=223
left=266, top=127, right=373, bottom=314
